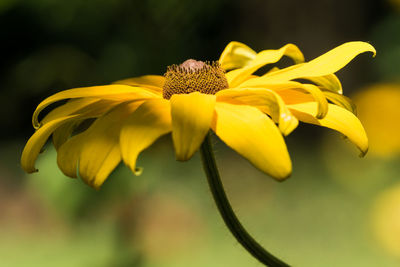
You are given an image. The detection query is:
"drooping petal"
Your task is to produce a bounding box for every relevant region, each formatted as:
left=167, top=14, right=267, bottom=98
left=216, top=88, right=298, bottom=136
left=323, top=91, right=356, bottom=114
left=288, top=102, right=368, bottom=156
left=113, top=75, right=165, bottom=94
left=21, top=114, right=80, bottom=173
left=170, top=92, right=216, bottom=161
left=212, top=102, right=291, bottom=180
left=246, top=41, right=376, bottom=84
left=57, top=101, right=144, bottom=189
left=23, top=100, right=123, bottom=175
left=33, top=84, right=159, bottom=129
left=45, top=99, right=122, bottom=149
left=79, top=102, right=144, bottom=188
left=41, top=98, right=99, bottom=125
left=58, top=134, right=121, bottom=189
left=219, top=41, right=257, bottom=70
left=120, top=99, right=172, bottom=172
left=227, top=44, right=304, bottom=87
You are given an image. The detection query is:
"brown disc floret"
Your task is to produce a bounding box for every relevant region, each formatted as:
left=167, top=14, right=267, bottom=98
left=163, top=59, right=229, bottom=99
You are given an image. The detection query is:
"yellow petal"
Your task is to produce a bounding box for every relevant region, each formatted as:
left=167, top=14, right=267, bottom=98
left=81, top=101, right=145, bottom=189
left=52, top=120, right=81, bottom=150
left=42, top=98, right=119, bottom=124
left=277, top=89, right=315, bottom=105
left=253, top=65, right=343, bottom=94
left=219, top=41, right=257, bottom=70
left=288, top=102, right=368, bottom=156
left=170, top=92, right=216, bottom=161
left=212, top=102, right=291, bottom=180
left=120, top=99, right=172, bottom=172
left=113, top=75, right=165, bottom=94
left=227, top=43, right=304, bottom=87
left=323, top=91, right=356, bottom=114
left=237, top=81, right=329, bottom=119
left=45, top=99, right=122, bottom=149
left=237, top=80, right=304, bottom=90
left=56, top=134, right=82, bottom=178
left=41, top=98, right=99, bottom=125
left=294, top=84, right=328, bottom=119
left=89, top=146, right=121, bottom=189
left=216, top=88, right=298, bottom=136
left=21, top=114, right=80, bottom=173
left=33, top=84, right=159, bottom=129
left=304, top=73, right=343, bottom=94
left=57, top=101, right=144, bottom=189
left=251, top=41, right=375, bottom=84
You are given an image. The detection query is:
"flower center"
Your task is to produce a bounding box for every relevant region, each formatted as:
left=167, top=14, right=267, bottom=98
left=163, top=59, right=229, bottom=99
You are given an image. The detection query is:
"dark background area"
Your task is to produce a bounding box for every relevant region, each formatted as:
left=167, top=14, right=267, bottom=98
left=0, top=0, right=387, bottom=140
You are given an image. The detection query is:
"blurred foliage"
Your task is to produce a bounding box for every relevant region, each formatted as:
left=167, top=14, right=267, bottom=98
left=371, top=183, right=400, bottom=258
left=1, top=0, right=400, bottom=266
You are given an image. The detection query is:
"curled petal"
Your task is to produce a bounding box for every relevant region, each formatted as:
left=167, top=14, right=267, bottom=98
left=33, top=85, right=159, bottom=129
left=219, top=41, right=257, bottom=70
left=289, top=102, right=368, bottom=156
left=227, top=44, right=304, bottom=87
left=212, top=102, right=291, bottom=180
left=43, top=99, right=122, bottom=149
left=41, top=98, right=99, bottom=125
left=250, top=41, right=376, bottom=84
left=22, top=99, right=125, bottom=174
left=21, top=115, right=80, bottom=173
left=120, top=99, right=172, bottom=173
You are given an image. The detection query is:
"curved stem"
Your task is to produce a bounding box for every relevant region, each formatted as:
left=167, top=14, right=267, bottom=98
left=200, top=132, right=290, bottom=267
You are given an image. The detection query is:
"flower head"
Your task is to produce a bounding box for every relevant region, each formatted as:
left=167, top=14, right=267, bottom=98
left=163, top=59, right=228, bottom=99
left=21, top=41, right=375, bottom=189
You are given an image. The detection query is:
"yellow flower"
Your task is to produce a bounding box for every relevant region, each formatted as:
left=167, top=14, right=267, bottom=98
left=353, top=83, right=400, bottom=157
left=21, top=41, right=375, bottom=189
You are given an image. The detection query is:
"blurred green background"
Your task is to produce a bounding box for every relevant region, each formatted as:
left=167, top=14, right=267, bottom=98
left=1, top=0, right=400, bottom=266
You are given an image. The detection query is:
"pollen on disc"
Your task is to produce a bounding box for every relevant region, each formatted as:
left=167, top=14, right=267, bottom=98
left=163, top=59, right=229, bottom=99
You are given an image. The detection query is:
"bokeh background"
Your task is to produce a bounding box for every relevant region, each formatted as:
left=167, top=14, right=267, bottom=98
left=1, top=0, right=400, bottom=266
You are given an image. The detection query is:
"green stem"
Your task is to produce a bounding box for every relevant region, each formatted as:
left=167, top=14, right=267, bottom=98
left=200, top=132, right=290, bottom=267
